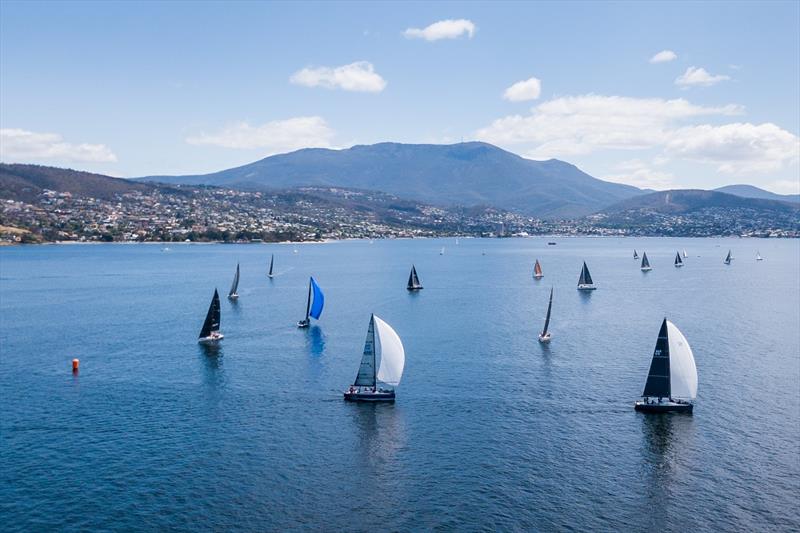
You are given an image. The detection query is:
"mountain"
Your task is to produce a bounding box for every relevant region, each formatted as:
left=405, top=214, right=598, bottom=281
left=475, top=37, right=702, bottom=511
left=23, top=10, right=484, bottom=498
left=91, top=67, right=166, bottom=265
left=714, top=184, right=799, bottom=204
left=140, top=142, right=643, bottom=218
left=0, top=163, right=154, bottom=202
left=600, top=189, right=800, bottom=215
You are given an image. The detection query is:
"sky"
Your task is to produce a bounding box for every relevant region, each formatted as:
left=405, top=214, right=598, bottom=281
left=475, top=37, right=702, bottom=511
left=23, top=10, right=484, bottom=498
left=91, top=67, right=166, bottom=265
left=1, top=0, right=799, bottom=193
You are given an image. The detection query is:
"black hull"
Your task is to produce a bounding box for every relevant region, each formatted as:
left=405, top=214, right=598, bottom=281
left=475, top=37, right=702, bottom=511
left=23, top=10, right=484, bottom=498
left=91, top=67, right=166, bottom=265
left=344, top=390, right=396, bottom=402
left=634, top=402, right=693, bottom=413
left=406, top=286, right=423, bottom=291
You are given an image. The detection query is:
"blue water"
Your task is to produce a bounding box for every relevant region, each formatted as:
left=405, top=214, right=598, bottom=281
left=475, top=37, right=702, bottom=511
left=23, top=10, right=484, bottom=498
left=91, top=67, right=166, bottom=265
left=1, top=238, right=798, bottom=531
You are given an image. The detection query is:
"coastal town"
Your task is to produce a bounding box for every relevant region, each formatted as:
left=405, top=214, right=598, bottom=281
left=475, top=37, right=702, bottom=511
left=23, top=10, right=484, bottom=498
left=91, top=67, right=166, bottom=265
left=1, top=183, right=797, bottom=245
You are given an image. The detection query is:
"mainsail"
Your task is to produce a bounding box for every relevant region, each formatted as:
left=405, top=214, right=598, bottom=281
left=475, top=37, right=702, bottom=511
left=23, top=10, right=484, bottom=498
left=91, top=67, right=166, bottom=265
left=407, top=265, right=422, bottom=289
left=309, top=277, right=324, bottom=320
left=724, top=250, right=732, bottom=264
left=534, top=259, right=543, bottom=278
left=674, top=252, right=683, bottom=266
left=542, top=287, right=553, bottom=336
left=634, top=249, right=639, bottom=259
left=642, top=319, right=671, bottom=398
left=641, top=252, right=651, bottom=269
left=353, top=315, right=377, bottom=387
left=578, top=262, right=593, bottom=285
left=199, top=289, right=221, bottom=338
left=228, top=263, right=240, bottom=297
left=268, top=254, right=274, bottom=277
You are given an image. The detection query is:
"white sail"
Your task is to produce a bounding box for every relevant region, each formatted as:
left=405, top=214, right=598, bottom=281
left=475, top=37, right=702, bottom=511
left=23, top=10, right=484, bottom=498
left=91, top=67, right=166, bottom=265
left=666, top=320, right=697, bottom=400
left=374, top=315, right=405, bottom=386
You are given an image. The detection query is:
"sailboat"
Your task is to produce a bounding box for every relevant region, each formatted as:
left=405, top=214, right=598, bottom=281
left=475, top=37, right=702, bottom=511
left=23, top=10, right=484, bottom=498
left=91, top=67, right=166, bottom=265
left=538, top=287, right=553, bottom=343
left=440, top=247, right=445, bottom=255
left=683, top=249, right=688, bottom=259
left=533, top=259, right=543, bottom=279
left=267, top=254, right=274, bottom=278
left=407, top=265, right=423, bottom=291
left=344, top=314, right=405, bottom=402
left=228, top=263, right=240, bottom=299
left=756, top=251, right=763, bottom=261
left=198, top=289, right=223, bottom=343
left=577, top=262, right=596, bottom=290
left=724, top=250, right=732, bottom=265
left=674, top=252, right=684, bottom=268
left=297, top=276, right=324, bottom=328
left=633, top=249, right=639, bottom=260
left=634, top=318, right=697, bottom=413
left=641, top=252, right=652, bottom=271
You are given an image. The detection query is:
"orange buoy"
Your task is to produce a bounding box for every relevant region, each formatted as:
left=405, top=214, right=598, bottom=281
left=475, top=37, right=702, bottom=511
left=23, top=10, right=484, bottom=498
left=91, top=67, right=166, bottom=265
left=72, top=358, right=79, bottom=373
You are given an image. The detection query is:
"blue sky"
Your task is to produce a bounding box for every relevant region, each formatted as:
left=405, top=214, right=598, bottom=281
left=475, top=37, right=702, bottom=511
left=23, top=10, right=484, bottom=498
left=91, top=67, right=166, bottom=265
left=1, top=1, right=798, bottom=193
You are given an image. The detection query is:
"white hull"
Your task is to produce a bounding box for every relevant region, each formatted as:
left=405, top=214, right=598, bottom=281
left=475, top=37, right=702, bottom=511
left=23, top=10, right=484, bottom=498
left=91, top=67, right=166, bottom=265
left=538, top=332, right=551, bottom=343
left=198, top=332, right=224, bottom=343
left=228, top=294, right=238, bottom=300
left=534, top=274, right=543, bottom=279
left=641, top=267, right=652, bottom=272
left=577, top=284, right=596, bottom=291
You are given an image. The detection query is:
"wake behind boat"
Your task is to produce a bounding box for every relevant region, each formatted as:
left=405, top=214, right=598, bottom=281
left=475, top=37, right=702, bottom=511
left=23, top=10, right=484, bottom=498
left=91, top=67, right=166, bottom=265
left=344, top=314, right=405, bottom=402
left=298, top=276, right=324, bottom=328
left=538, top=287, right=553, bottom=343
left=198, top=289, right=223, bottom=343
left=407, top=265, right=423, bottom=291
left=577, top=262, right=596, bottom=290
left=634, top=318, right=697, bottom=413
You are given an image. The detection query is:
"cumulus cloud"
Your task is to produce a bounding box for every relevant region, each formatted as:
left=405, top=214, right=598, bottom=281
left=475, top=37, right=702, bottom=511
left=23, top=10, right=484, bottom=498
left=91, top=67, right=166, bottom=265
left=0, top=128, right=117, bottom=163
left=290, top=61, right=386, bottom=92
left=403, top=19, right=476, bottom=41
left=649, top=50, right=677, bottom=63
left=476, top=94, right=742, bottom=157
left=665, top=122, right=800, bottom=173
left=503, top=77, right=542, bottom=102
left=675, top=66, right=730, bottom=87
left=185, top=116, right=335, bottom=153
left=604, top=159, right=677, bottom=189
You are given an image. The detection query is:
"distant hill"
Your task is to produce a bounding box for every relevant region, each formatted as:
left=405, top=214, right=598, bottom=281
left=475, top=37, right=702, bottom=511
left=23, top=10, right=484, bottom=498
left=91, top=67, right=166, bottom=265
left=0, top=163, right=154, bottom=202
left=714, top=184, right=799, bottom=203
left=599, top=189, right=800, bottom=215
left=139, top=142, right=644, bottom=218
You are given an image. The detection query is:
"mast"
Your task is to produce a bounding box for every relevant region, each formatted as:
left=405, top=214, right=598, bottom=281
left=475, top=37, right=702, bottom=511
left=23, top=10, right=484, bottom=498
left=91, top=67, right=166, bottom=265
left=304, top=278, right=312, bottom=321
left=542, top=287, right=553, bottom=335
left=642, top=319, right=671, bottom=398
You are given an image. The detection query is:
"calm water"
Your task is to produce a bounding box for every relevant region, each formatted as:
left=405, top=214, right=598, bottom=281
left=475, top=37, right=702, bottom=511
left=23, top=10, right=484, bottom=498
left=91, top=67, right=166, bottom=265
left=1, top=238, right=798, bottom=531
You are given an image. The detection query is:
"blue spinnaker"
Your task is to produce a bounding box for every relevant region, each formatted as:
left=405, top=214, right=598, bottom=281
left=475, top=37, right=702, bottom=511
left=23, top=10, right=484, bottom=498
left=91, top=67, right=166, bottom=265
left=309, top=277, right=324, bottom=319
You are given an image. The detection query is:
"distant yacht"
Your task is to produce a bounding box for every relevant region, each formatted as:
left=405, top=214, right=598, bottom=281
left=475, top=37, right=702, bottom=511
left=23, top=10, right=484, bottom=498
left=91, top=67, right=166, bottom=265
left=455, top=237, right=460, bottom=245
left=674, top=252, right=684, bottom=268
left=407, top=265, right=423, bottom=291
left=634, top=318, right=697, bottom=413
left=198, top=289, right=223, bottom=343
left=533, top=259, right=543, bottom=279
left=641, top=252, right=652, bottom=271
left=268, top=254, right=275, bottom=278
left=298, top=276, right=324, bottom=328
left=724, top=250, right=732, bottom=265
left=683, top=249, right=688, bottom=259
left=344, top=314, right=405, bottom=402
left=538, top=287, right=553, bottom=343
left=440, top=247, right=445, bottom=255
left=577, top=262, right=596, bottom=290
left=293, top=247, right=299, bottom=254
left=547, top=242, right=557, bottom=246
left=633, top=249, right=639, bottom=260
left=756, top=251, right=763, bottom=261
left=228, top=263, right=240, bottom=299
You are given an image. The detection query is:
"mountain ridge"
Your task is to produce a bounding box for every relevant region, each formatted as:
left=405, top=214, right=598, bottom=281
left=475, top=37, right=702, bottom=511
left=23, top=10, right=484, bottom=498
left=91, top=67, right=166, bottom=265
left=138, top=141, right=644, bottom=218
left=714, top=184, right=799, bottom=203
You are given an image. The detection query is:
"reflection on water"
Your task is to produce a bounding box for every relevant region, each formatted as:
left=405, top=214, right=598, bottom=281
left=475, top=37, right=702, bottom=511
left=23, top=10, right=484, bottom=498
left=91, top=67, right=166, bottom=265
left=198, top=343, right=226, bottom=389
left=349, top=403, right=406, bottom=468
left=307, top=325, right=325, bottom=357
left=579, top=290, right=593, bottom=302
left=228, top=298, right=241, bottom=316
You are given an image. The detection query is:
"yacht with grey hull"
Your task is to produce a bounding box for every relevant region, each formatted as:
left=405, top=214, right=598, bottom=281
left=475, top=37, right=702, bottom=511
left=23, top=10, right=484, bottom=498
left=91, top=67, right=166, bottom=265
left=344, top=314, right=405, bottom=402
left=634, top=318, right=698, bottom=413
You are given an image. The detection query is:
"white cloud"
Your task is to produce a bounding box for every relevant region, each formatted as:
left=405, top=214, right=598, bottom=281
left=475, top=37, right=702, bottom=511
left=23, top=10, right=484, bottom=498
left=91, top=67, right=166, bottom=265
left=290, top=61, right=386, bottom=93
left=0, top=128, right=117, bottom=163
left=185, top=116, right=335, bottom=153
left=665, top=122, right=800, bottom=174
left=604, top=159, right=676, bottom=189
left=649, top=50, right=677, bottom=63
left=503, top=77, right=542, bottom=102
left=403, top=19, right=476, bottom=41
left=476, top=94, right=742, bottom=158
left=675, top=66, right=730, bottom=87
left=767, top=179, right=800, bottom=195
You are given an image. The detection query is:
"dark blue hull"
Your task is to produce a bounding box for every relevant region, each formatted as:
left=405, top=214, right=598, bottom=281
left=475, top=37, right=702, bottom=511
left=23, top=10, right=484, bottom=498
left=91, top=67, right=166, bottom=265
left=344, top=390, right=395, bottom=402
left=634, top=401, right=693, bottom=413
